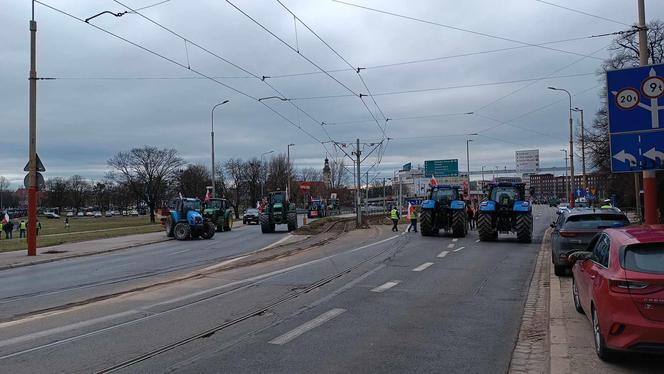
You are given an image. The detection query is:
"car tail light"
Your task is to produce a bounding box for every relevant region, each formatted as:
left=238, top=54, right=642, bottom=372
left=559, top=230, right=578, bottom=237
left=610, top=279, right=651, bottom=294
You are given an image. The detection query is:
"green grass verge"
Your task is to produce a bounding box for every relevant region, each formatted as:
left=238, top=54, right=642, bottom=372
left=0, top=216, right=163, bottom=253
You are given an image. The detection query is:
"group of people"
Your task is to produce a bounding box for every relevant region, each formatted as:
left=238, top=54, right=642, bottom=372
left=389, top=201, right=480, bottom=233
left=0, top=217, right=40, bottom=239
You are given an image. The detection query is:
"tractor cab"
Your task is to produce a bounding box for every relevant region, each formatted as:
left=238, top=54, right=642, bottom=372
left=428, top=185, right=460, bottom=207
left=420, top=184, right=467, bottom=237
left=261, top=190, right=298, bottom=233
left=164, top=197, right=215, bottom=240
left=203, top=197, right=234, bottom=232
left=478, top=182, right=532, bottom=243
left=170, top=197, right=203, bottom=226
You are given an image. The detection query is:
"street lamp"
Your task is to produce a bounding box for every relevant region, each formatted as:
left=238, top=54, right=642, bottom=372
left=548, top=86, right=575, bottom=207
left=561, top=149, right=569, bottom=202
left=466, top=134, right=477, bottom=175
left=260, top=150, right=274, bottom=197
left=287, top=144, right=295, bottom=201
left=258, top=96, right=289, bottom=102
left=211, top=100, right=229, bottom=198
left=572, top=107, right=587, bottom=190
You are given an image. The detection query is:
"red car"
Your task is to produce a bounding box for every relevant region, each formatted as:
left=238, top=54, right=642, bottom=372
left=570, top=225, right=664, bottom=361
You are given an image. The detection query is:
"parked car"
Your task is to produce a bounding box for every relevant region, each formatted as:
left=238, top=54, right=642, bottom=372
left=66, top=211, right=74, bottom=217
left=551, top=208, right=629, bottom=276
left=121, top=210, right=128, bottom=216
left=93, top=211, right=102, bottom=218
left=130, top=210, right=139, bottom=216
left=85, top=211, right=94, bottom=217
left=569, top=225, right=664, bottom=361
left=77, top=211, right=85, bottom=217
left=243, top=208, right=260, bottom=225
left=44, top=212, right=60, bottom=219
left=105, top=211, right=113, bottom=217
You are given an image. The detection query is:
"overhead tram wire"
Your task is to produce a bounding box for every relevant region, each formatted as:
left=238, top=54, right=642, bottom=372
left=331, top=0, right=604, bottom=61
left=225, top=0, right=388, bottom=140
left=534, top=0, right=631, bottom=26
left=111, top=0, right=336, bottom=158
left=35, top=1, right=327, bottom=150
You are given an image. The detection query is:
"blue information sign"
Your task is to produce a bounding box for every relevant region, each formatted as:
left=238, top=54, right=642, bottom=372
left=607, top=64, right=664, bottom=172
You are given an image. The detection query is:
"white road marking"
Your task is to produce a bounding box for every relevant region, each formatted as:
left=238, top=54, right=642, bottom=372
left=437, top=250, right=449, bottom=258
left=452, top=238, right=458, bottom=242
left=200, top=255, right=249, bottom=272
left=475, top=239, right=480, bottom=243
left=412, top=262, right=434, bottom=272
left=453, top=246, right=465, bottom=252
left=447, top=243, right=455, bottom=248
left=268, top=308, right=346, bottom=345
left=371, top=281, right=400, bottom=293
left=261, top=234, right=294, bottom=250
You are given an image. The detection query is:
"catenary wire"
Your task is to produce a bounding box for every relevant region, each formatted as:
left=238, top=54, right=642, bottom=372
left=533, top=0, right=631, bottom=26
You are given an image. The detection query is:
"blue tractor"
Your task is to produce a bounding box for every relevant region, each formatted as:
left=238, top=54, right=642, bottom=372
left=164, top=197, right=215, bottom=240
left=420, top=184, right=468, bottom=237
left=477, top=182, right=532, bottom=243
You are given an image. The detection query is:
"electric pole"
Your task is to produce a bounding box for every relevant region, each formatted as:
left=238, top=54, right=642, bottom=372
left=27, top=1, right=38, bottom=256
left=354, top=139, right=361, bottom=226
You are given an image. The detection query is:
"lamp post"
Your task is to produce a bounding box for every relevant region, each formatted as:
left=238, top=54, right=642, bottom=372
left=260, top=150, right=274, bottom=197
left=548, top=86, right=575, bottom=207
left=210, top=100, right=229, bottom=198
left=561, top=149, right=569, bottom=202
left=287, top=143, right=294, bottom=201
left=572, top=107, right=587, bottom=190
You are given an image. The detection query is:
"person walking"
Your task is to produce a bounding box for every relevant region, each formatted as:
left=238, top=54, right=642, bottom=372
left=36, top=220, right=42, bottom=236
left=5, top=220, right=13, bottom=239
left=466, top=203, right=475, bottom=230
left=390, top=206, right=400, bottom=232
left=407, top=203, right=418, bottom=233
left=19, top=220, right=26, bottom=238
left=64, top=217, right=70, bottom=229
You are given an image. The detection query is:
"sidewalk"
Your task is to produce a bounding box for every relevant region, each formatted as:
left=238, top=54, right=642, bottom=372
left=510, top=229, right=663, bottom=374
left=0, top=232, right=169, bottom=271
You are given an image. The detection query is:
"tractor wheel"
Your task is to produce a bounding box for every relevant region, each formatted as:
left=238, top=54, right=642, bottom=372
left=477, top=212, right=495, bottom=241
left=287, top=212, right=298, bottom=232
left=260, top=213, right=271, bottom=234
left=420, top=209, right=434, bottom=236
left=516, top=214, right=533, bottom=243
left=200, top=222, right=216, bottom=239
left=452, top=210, right=467, bottom=237
left=165, top=218, right=174, bottom=238
left=173, top=222, right=191, bottom=240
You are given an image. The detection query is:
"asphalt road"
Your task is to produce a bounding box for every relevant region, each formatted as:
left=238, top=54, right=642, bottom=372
left=0, top=206, right=555, bottom=373
left=0, top=217, right=307, bottom=321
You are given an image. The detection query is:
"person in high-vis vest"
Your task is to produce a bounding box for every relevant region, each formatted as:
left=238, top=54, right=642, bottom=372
left=390, top=206, right=400, bottom=232
left=406, top=203, right=418, bottom=233
left=600, top=199, right=613, bottom=209
left=0, top=222, right=3, bottom=239
left=19, top=220, right=26, bottom=238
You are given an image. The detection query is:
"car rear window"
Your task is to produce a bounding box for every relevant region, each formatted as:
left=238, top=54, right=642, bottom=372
left=563, top=214, right=629, bottom=230
left=246, top=209, right=258, bottom=214
left=623, top=243, right=664, bottom=274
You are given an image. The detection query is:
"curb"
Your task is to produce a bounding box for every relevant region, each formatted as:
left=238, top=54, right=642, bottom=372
left=0, top=237, right=170, bottom=271
left=508, top=228, right=551, bottom=374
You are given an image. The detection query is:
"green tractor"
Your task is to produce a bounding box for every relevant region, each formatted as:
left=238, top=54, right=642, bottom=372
left=203, top=198, right=234, bottom=232
left=260, top=191, right=298, bottom=233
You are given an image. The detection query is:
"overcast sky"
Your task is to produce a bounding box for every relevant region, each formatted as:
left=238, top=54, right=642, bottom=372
left=2, top=0, right=662, bottom=187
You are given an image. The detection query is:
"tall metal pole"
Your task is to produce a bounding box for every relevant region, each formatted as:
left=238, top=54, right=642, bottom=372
left=549, top=87, right=575, bottom=207
left=211, top=100, right=229, bottom=198
left=382, top=178, right=386, bottom=214
left=354, top=139, right=361, bottom=226
left=638, top=0, right=657, bottom=224
left=562, top=149, right=569, bottom=201
left=365, top=171, right=369, bottom=216
left=27, top=1, right=37, bottom=256
left=578, top=109, right=587, bottom=189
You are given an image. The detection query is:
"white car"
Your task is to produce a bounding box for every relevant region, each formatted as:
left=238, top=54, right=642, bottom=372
left=44, top=212, right=60, bottom=219
left=85, top=211, right=94, bottom=217
left=130, top=210, right=139, bottom=216
left=77, top=211, right=85, bottom=217
left=66, top=211, right=74, bottom=217
left=94, top=211, right=102, bottom=218
left=105, top=211, right=113, bottom=217
left=122, top=210, right=128, bottom=216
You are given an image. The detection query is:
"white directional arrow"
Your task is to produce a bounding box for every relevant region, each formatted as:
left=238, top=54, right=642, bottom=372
left=644, top=147, right=664, bottom=162
left=613, top=150, right=637, bottom=165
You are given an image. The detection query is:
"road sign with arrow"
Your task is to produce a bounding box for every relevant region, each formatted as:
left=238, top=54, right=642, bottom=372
left=607, top=63, right=664, bottom=172
left=23, top=153, right=46, bottom=172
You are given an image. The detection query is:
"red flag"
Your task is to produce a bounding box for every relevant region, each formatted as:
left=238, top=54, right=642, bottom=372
left=430, top=177, right=438, bottom=186
left=204, top=190, right=211, bottom=202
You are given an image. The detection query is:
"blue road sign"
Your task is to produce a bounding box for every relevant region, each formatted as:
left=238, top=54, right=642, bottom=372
left=575, top=188, right=586, bottom=198
left=607, top=63, right=664, bottom=172
left=610, top=131, right=664, bottom=172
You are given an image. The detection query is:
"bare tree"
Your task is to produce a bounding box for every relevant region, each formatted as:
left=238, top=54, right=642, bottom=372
left=68, top=175, right=90, bottom=210
left=299, top=167, right=322, bottom=182
left=45, top=177, right=70, bottom=210
left=177, top=163, right=211, bottom=199
left=108, top=146, right=185, bottom=223
left=0, top=176, right=9, bottom=209
left=266, top=153, right=292, bottom=193
left=329, top=158, right=350, bottom=188
left=245, top=158, right=262, bottom=208
left=224, top=158, right=246, bottom=219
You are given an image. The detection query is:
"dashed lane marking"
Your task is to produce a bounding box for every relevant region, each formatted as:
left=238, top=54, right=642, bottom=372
left=268, top=308, right=346, bottom=345
left=412, top=262, right=434, bottom=272
left=437, top=251, right=449, bottom=258
left=447, top=243, right=455, bottom=249
left=370, top=281, right=400, bottom=293
left=475, top=239, right=480, bottom=243
left=453, top=246, right=465, bottom=252
left=452, top=238, right=458, bottom=242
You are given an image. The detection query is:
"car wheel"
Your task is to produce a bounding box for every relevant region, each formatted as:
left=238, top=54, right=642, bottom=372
left=592, top=307, right=618, bottom=362
left=554, top=264, right=568, bottom=277
left=572, top=277, right=584, bottom=314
